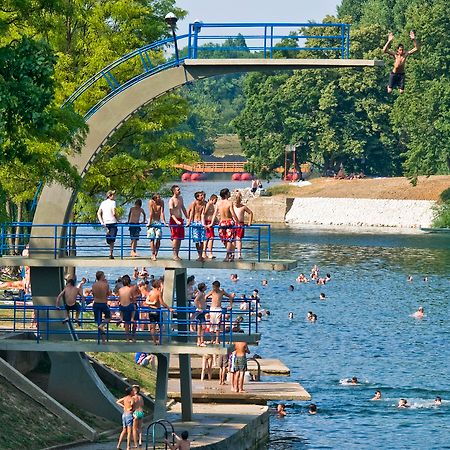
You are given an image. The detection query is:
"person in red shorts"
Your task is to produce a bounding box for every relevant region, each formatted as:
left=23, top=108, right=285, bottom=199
left=168, top=185, right=189, bottom=260
left=203, top=194, right=218, bottom=259
left=233, top=190, right=254, bottom=259
left=208, top=188, right=238, bottom=262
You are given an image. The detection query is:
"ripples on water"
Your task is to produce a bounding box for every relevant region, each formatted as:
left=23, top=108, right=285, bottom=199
left=77, top=209, right=449, bottom=449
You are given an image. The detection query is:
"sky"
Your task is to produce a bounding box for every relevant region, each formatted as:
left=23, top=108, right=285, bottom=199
left=174, top=0, right=342, bottom=32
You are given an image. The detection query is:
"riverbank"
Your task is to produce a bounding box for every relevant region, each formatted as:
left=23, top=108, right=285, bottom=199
left=248, top=176, right=449, bottom=228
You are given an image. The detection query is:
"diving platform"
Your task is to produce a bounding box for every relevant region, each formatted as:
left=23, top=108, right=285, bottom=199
left=0, top=255, right=297, bottom=272
left=167, top=379, right=311, bottom=404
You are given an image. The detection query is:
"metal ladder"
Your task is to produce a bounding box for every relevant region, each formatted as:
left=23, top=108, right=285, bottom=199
left=145, top=419, right=175, bottom=450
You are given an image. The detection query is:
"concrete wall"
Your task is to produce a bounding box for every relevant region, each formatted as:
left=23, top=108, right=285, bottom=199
left=249, top=196, right=436, bottom=228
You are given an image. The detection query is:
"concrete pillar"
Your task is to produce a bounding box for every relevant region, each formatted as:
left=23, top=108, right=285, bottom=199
left=153, top=353, right=169, bottom=421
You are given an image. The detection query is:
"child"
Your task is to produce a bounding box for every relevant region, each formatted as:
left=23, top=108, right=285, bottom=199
left=165, top=431, right=190, bottom=449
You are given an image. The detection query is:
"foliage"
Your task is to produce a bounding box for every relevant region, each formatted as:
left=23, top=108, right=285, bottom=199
left=432, top=187, right=450, bottom=228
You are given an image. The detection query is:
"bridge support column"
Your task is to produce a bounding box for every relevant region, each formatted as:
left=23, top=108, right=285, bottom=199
left=153, top=353, right=169, bottom=421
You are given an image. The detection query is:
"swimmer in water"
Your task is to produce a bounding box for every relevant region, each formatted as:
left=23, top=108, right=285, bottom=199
left=372, top=390, right=382, bottom=400
left=413, top=306, right=424, bottom=319
left=351, top=377, right=358, bottom=385
left=398, top=398, right=409, bottom=408
left=288, top=312, right=294, bottom=320
left=307, top=311, right=313, bottom=321
left=407, top=275, right=413, bottom=282
left=311, top=314, right=317, bottom=323
left=277, top=403, right=287, bottom=417
left=308, top=403, right=317, bottom=415
left=434, top=396, right=442, bottom=406
left=262, top=279, right=268, bottom=287
left=320, top=293, right=326, bottom=300
left=288, top=285, right=294, bottom=291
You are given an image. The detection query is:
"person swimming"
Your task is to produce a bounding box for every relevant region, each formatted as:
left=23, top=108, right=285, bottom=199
left=277, top=403, right=287, bottom=417
left=288, top=312, right=294, bottom=320
left=320, top=293, right=326, bottom=300
left=351, top=377, right=358, bottom=385
left=398, top=398, right=409, bottom=408
left=308, top=403, right=317, bottom=415
left=372, top=390, right=382, bottom=400
left=412, top=306, right=424, bottom=319
left=288, top=285, right=294, bottom=291
left=435, top=396, right=442, bottom=406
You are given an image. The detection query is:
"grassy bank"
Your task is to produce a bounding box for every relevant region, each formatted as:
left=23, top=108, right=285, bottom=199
left=0, top=376, right=81, bottom=450
left=432, top=188, right=450, bottom=228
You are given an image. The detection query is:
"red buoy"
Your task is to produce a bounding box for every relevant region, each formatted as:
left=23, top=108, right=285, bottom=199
left=190, top=172, right=201, bottom=181
left=181, top=172, right=191, bottom=182
left=231, top=173, right=242, bottom=181
left=240, top=172, right=252, bottom=181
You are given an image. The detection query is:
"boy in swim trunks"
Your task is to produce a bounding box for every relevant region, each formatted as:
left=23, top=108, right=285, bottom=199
left=234, top=341, right=250, bottom=393
left=188, top=191, right=207, bottom=261
left=383, top=30, right=419, bottom=94
left=128, top=199, right=146, bottom=257
left=92, top=271, right=112, bottom=344
left=207, top=188, right=239, bottom=262
left=147, top=193, right=166, bottom=261
left=118, top=275, right=137, bottom=342
left=132, top=385, right=145, bottom=447
left=116, top=386, right=136, bottom=450
left=233, top=190, right=254, bottom=259
left=194, top=282, right=208, bottom=346
left=168, top=185, right=189, bottom=260
left=56, top=278, right=84, bottom=326
left=205, top=280, right=235, bottom=345
left=204, top=194, right=218, bottom=259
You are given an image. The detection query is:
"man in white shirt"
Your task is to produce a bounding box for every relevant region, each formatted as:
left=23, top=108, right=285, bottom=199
left=97, top=190, right=118, bottom=259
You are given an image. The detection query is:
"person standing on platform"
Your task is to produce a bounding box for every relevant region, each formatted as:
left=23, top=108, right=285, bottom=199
left=189, top=191, right=207, bottom=261
left=97, top=190, right=118, bottom=259
left=204, top=194, right=218, bottom=259
left=234, top=341, right=250, bottom=393
left=147, top=193, right=166, bottom=261
left=118, top=274, right=136, bottom=342
left=56, top=279, right=84, bottom=326
left=168, top=185, right=189, bottom=260
left=127, top=199, right=146, bottom=257
left=207, top=188, right=239, bottom=262
left=116, top=386, right=136, bottom=450
left=92, top=270, right=112, bottom=343
left=233, top=191, right=254, bottom=260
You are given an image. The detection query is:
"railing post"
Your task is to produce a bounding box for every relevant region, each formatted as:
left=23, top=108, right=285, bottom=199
left=270, top=26, right=274, bottom=58
left=54, top=225, right=58, bottom=257
left=120, top=225, right=124, bottom=259
left=228, top=307, right=232, bottom=347
left=267, top=224, right=271, bottom=260
left=257, top=227, right=261, bottom=262
left=263, top=26, right=268, bottom=59
left=341, top=24, right=345, bottom=59
left=255, top=299, right=259, bottom=333
left=193, top=22, right=201, bottom=59
left=346, top=24, right=351, bottom=58
left=188, top=226, right=192, bottom=260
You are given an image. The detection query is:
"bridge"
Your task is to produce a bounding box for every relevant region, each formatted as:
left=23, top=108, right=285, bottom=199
left=175, top=161, right=247, bottom=173
left=0, top=21, right=383, bottom=426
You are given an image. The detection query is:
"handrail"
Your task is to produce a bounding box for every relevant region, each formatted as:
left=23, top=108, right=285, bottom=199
left=248, top=357, right=262, bottom=381
left=145, top=420, right=172, bottom=450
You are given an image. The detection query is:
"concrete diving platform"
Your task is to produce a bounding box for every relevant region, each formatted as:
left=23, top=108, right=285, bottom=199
left=169, top=355, right=290, bottom=378
left=0, top=339, right=227, bottom=355
left=168, top=379, right=311, bottom=404
left=0, top=256, right=297, bottom=271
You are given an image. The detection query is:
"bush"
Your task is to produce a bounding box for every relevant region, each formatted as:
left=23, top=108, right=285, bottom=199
left=440, top=187, right=450, bottom=203
left=432, top=191, right=450, bottom=228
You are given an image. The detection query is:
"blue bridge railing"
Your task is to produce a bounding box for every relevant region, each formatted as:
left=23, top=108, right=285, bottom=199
left=0, top=295, right=259, bottom=346
left=0, top=222, right=271, bottom=261
left=64, top=22, right=351, bottom=119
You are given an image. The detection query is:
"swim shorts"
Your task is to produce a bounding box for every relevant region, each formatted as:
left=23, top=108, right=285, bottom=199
left=133, top=410, right=144, bottom=420
left=147, top=221, right=163, bottom=240
left=388, top=71, right=405, bottom=90
left=234, top=356, right=247, bottom=372
left=65, top=302, right=81, bottom=312
left=209, top=307, right=223, bottom=332
left=129, top=224, right=141, bottom=240
left=93, top=302, right=111, bottom=325
left=191, top=221, right=206, bottom=243
left=218, top=219, right=235, bottom=242
left=105, top=224, right=118, bottom=244
left=205, top=220, right=215, bottom=239
left=122, top=412, right=133, bottom=427
left=217, top=354, right=229, bottom=368
left=235, top=222, right=245, bottom=240
left=194, top=310, right=207, bottom=324
left=170, top=217, right=185, bottom=240
left=119, top=303, right=135, bottom=323
left=148, top=309, right=161, bottom=324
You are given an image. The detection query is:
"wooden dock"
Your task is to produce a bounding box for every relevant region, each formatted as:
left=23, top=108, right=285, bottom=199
left=169, top=355, right=290, bottom=378
left=168, top=379, right=311, bottom=404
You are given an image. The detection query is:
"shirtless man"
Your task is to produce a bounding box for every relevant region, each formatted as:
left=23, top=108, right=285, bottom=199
left=118, top=275, right=137, bottom=341
left=205, top=280, right=235, bottom=345
left=233, top=191, right=254, bottom=259
left=412, top=306, right=424, bottom=319
left=165, top=431, right=191, bottom=450
left=383, top=30, right=419, bottom=94
left=56, top=279, right=84, bottom=326
left=147, top=193, right=166, bottom=261
left=189, top=191, right=207, bottom=261
left=234, top=341, right=250, bottom=393
left=132, top=385, right=145, bottom=447
left=372, top=390, right=382, bottom=401
left=168, top=185, right=189, bottom=260
left=128, top=199, right=146, bottom=257
left=143, top=279, right=174, bottom=344
left=116, top=386, right=136, bottom=450
left=203, top=194, right=218, bottom=259
left=91, top=270, right=111, bottom=343
left=194, top=282, right=208, bottom=346
left=208, top=188, right=239, bottom=262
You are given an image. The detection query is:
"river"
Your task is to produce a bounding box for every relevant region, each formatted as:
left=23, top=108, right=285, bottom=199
left=79, top=180, right=450, bottom=449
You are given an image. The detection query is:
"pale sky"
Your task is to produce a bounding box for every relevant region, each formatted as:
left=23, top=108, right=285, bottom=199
left=175, top=0, right=341, bottom=32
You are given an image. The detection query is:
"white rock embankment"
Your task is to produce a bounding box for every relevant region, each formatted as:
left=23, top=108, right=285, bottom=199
left=285, top=197, right=436, bottom=228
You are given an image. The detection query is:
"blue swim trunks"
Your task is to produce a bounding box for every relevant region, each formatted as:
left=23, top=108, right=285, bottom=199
left=119, top=303, right=135, bottom=323
left=147, top=221, right=163, bottom=240
left=191, top=221, right=206, bottom=243
left=122, top=412, right=133, bottom=427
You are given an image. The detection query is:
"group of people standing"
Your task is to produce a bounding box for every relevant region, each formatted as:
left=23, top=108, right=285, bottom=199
left=97, top=186, right=254, bottom=262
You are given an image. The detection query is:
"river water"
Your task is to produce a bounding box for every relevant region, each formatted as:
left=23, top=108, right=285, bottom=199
left=79, top=181, right=450, bottom=449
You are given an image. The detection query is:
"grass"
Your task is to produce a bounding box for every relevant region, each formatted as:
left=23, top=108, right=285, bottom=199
left=266, top=184, right=303, bottom=196
left=89, top=352, right=157, bottom=397
left=213, top=134, right=243, bottom=156
left=0, top=376, right=82, bottom=450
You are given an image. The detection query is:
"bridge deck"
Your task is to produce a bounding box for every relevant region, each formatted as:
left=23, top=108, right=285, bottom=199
left=168, top=379, right=311, bottom=404
left=0, top=256, right=297, bottom=271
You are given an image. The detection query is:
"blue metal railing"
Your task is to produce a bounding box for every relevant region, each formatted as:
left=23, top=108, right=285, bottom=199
left=63, top=22, right=351, bottom=119
left=0, top=222, right=271, bottom=261
left=0, top=296, right=259, bottom=346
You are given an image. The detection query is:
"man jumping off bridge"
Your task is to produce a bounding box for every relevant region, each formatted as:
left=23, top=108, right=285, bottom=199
left=383, top=30, right=419, bottom=94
